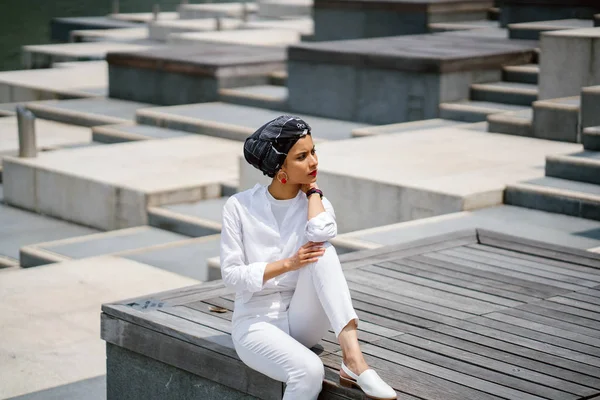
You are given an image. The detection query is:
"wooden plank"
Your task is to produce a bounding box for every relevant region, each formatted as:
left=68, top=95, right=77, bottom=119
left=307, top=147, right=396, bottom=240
left=409, top=328, right=600, bottom=393
left=466, top=316, right=600, bottom=362
left=466, top=244, right=600, bottom=277
left=163, top=287, right=234, bottom=306
left=433, top=318, right=600, bottom=369
left=101, top=313, right=282, bottom=400
left=160, top=305, right=234, bottom=335
left=483, top=312, right=600, bottom=347
left=494, top=308, right=600, bottom=339
left=455, top=246, right=600, bottom=282
left=364, top=263, right=525, bottom=307
left=101, top=303, right=238, bottom=358
left=562, top=291, right=600, bottom=307
left=339, top=229, right=478, bottom=271
left=347, top=280, right=473, bottom=320
left=410, top=254, right=568, bottom=298
left=358, top=342, right=547, bottom=400
left=384, top=258, right=543, bottom=303
left=577, top=287, right=600, bottom=299
left=547, top=296, right=600, bottom=313
left=526, top=299, right=600, bottom=322
left=367, top=337, right=577, bottom=400
left=439, top=248, right=596, bottom=288
left=515, top=303, right=600, bottom=330
left=476, top=229, right=600, bottom=269
left=424, top=252, right=588, bottom=291
left=431, top=323, right=600, bottom=384
left=321, top=353, right=504, bottom=400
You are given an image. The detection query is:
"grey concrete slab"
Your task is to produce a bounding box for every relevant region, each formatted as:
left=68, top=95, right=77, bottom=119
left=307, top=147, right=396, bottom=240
left=508, top=18, right=593, bottom=40
left=339, top=205, right=600, bottom=251
left=219, top=85, right=288, bottom=110
left=0, top=62, right=107, bottom=103
left=546, top=151, right=600, bottom=185
left=148, top=18, right=242, bottom=41
left=499, top=0, right=600, bottom=27
left=108, top=12, right=179, bottom=23
left=22, top=42, right=153, bottom=69
left=121, top=235, right=222, bottom=281
left=351, top=118, right=466, bottom=137
left=470, top=81, right=538, bottom=106
left=3, top=135, right=240, bottom=230
left=25, top=227, right=190, bottom=266
left=539, top=28, right=600, bottom=100
left=583, top=126, right=600, bottom=151
left=108, top=43, right=286, bottom=105
left=50, top=17, right=140, bottom=42
left=437, top=26, right=508, bottom=38
left=25, top=98, right=154, bottom=127
left=288, top=34, right=536, bottom=124
left=6, top=375, right=106, bottom=400
left=502, top=64, right=539, bottom=85
left=136, top=102, right=370, bottom=141
left=429, top=19, right=499, bottom=32
left=0, top=200, right=98, bottom=263
left=92, top=123, right=191, bottom=143
left=177, top=2, right=258, bottom=19
left=148, top=197, right=229, bottom=237
left=532, top=96, right=580, bottom=143
left=487, top=108, right=533, bottom=137
left=70, top=28, right=149, bottom=43
left=241, top=17, right=313, bottom=35
left=582, top=85, right=600, bottom=130
left=168, top=28, right=301, bottom=47
left=0, top=103, right=18, bottom=117
left=440, top=100, right=528, bottom=123
left=258, top=0, right=312, bottom=18
left=312, top=0, right=493, bottom=41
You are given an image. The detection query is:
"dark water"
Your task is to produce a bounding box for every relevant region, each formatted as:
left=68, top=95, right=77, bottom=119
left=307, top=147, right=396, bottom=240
left=0, top=0, right=232, bottom=71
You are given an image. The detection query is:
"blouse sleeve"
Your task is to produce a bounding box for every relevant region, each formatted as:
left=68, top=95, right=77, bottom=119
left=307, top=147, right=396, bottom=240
left=305, top=196, right=338, bottom=242
left=220, top=197, right=268, bottom=293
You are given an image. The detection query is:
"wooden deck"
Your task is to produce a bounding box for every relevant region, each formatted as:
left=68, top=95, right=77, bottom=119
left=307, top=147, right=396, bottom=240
left=102, top=229, right=600, bottom=400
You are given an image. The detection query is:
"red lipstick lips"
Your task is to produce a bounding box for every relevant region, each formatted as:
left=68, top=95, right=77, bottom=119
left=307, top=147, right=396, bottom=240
left=309, top=170, right=317, bottom=177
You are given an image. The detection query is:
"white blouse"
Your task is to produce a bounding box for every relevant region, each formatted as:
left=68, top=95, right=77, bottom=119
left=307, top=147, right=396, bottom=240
left=220, top=182, right=337, bottom=303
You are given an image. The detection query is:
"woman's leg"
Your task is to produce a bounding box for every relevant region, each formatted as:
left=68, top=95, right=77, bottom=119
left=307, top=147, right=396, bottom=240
left=233, top=320, right=325, bottom=400
left=287, top=242, right=368, bottom=375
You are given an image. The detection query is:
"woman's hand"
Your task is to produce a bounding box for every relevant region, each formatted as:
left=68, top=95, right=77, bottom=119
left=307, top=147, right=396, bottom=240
left=301, top=182, right=319, bottom=194
left=285, top=241, right=326, bottom=271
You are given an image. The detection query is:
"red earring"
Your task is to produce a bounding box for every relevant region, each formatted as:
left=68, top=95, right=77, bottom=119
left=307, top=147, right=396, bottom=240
left=281, top=178, right=287, bottom=184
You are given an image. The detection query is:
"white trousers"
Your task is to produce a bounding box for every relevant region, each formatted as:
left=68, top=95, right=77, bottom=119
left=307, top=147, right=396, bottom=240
left=231, top=242, right=359, bottom=400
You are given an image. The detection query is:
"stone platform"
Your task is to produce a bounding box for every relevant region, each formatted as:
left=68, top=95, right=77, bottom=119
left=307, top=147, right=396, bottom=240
left=108, top=12, right=179, bottom=23
left=499, top=0, right=600, bottom=27
left=91, top=123, right=191, bottom=143
left=312, top=0, right=493, bottom=41
left=241, top=125, right=580, bottom=233
left=21, top=42, right=153, bottom=69
left=102, top=229, right=600, bottom=400
left=288, top=34, right=537, bottom=124
left=177, top=2, right=258, bottom=19
left=107, top=43, right=286, bottom=105
left=50, top=16, right=140, bottom=42
left=241, top=17, right=314, bottom=35
left=135, top=102, right=370, bottom=141
left=2, top=135, right=241, bottom=230
left=0, top=62, right=107, bottom=103
left=168, top=28, right=301, bottom=47
left=70, top=27, right=149, bottom=43
left=148, top=18, right=242, bottom=42
left=508, top=18, right=594, bottom=40
left=0, top=256, right=197, bottom=399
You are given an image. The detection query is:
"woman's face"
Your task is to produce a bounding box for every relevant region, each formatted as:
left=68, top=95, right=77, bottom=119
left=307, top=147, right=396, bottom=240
left=281, top=135, right=318, bottom=184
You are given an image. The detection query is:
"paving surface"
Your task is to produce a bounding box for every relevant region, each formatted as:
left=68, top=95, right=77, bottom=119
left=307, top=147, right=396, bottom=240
left=169, top=28, right=301, bottom=47
left=103, top=230, right=600, bottom=400
left=0, top=256, right=198, bottom=399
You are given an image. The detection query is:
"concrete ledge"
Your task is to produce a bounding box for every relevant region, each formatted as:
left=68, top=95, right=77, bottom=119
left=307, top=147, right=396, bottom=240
left=440, top=100, right=527, bottom=123
left=581, top=85, right=600, bottom=129
left=508, top=18, right=593, bottom=40
left=470, top=81, right=538, bottom=106
left=502, top=64, right=539, bottom=85
left=219, top=85, right=288, bottom=110
left=91, top=123, right=191, bottom=144
left=545, top=153, right=600, bottom=185
left=25, top=101, right=132, bottom=127
left=532, top=96, right=580, bottom=142
left=583, top=126, right=600, bottom=151
left=148, top=18, right=241, bottom=41
left=0, top=255, right=19, bottom=269
left=147, top=207, right=223, bottom=237
left=351, top=118, right=465, bottom=137
left=177, top=3, right=258, bottom=19
left=487, top=109, right=533, bottom=137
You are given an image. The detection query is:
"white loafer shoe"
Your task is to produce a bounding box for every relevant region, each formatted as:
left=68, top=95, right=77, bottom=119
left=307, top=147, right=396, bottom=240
left=339, top=362, right=397, bottom=400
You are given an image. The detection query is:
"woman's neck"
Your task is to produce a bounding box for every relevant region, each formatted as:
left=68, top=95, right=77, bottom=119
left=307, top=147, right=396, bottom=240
left=268, top=180, right=301, bottom=200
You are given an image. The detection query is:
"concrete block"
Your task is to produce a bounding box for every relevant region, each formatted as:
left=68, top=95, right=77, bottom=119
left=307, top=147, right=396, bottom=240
left=148, top=18, right=241, bottom=41
left=50, top=16, right=139, bottom=42
left=502, top=64, right=539, bottom=85
left=287, top=34, right=535, bottom=124
left=219, top=85, right=288, bottom=111
left=257, top=0, right=313, bottom=18
left=92, top=123, right=190, bottom=144
left=532, top=96, right=580, bottom=142
left=500, top=1, right=600, bottom=27
left=108, top=44, right=285, bottom=106
left=2, top=136, right=240, bottom=230
left=508, top=18, right=593, bottom=40
left=545, top=152, right=600, bottom=185
left=439, top=100, right=527, bottom=123
left=241, top=17, right=313, bottom=36
left=470, top=81, right=538, bottom=106
left=168, top=29, right=300, bottom=47
left=487, top=109, right=533, bottom=137
left=581, top=85, right=600, bottom=129
left=583, top=126, right=600, bottom=151
left=313, top=0, right=492, bottom=41
left=70, top=27, right=148, bottom=43
left=107, top=12, right=179, bottom=24
left=177, top=3, right=258, bottom=19
left=539, top=28, right=600, bottom=100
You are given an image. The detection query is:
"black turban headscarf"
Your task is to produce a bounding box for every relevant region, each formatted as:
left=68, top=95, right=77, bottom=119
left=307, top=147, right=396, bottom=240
left=243, top=115, right=311, bottom=178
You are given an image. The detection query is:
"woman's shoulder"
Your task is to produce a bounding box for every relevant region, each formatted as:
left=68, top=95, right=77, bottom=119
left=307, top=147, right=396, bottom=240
left=223, top=183, right=263, bottom=212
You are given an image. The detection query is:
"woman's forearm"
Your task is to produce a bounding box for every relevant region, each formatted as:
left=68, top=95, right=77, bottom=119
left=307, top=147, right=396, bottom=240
left=307, top=192, right=325, bottom=220
left=263, top=258, right=291, bottom=283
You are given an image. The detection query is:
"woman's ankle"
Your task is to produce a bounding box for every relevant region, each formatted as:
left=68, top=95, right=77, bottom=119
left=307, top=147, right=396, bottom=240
left=342, top=354, right=369, bottom=376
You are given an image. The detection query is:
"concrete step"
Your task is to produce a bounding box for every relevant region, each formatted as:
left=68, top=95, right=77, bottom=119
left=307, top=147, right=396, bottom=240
left=532, top=96, right=580, bottom=143
left=546, top=151, right=600, bottom=185
left=136, top=102, right=370, bottom=141
left=352, top=118, right=467, bottom=137
left=508, top=19, right=594, bottom=40
left=505, top=176, right=600, bottom=221
left=218, top=85, right=288, bottom=111
left=583, top=126, right=600, bottom=151
left=502, top=64, right=539, bottom=85
left=428, top=19, right=498, bottom=32
left=147, top=196, right=229, bottom=237
left=439, top=100, right=527, bottom=122
left=26, top=98, right=154, bottom=127
left=487, top=109, right=533, bottom=137
left=269, top=70, right=287, bottom=86
left=582, top=85, right=600, bottom=130
left=470, top=81, right=538, bottom=106
left=0, top=102, right=20, bottom=117
left=488, top=6, right=500, bottom=21
left=92, top=123, right=191, bottom=143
